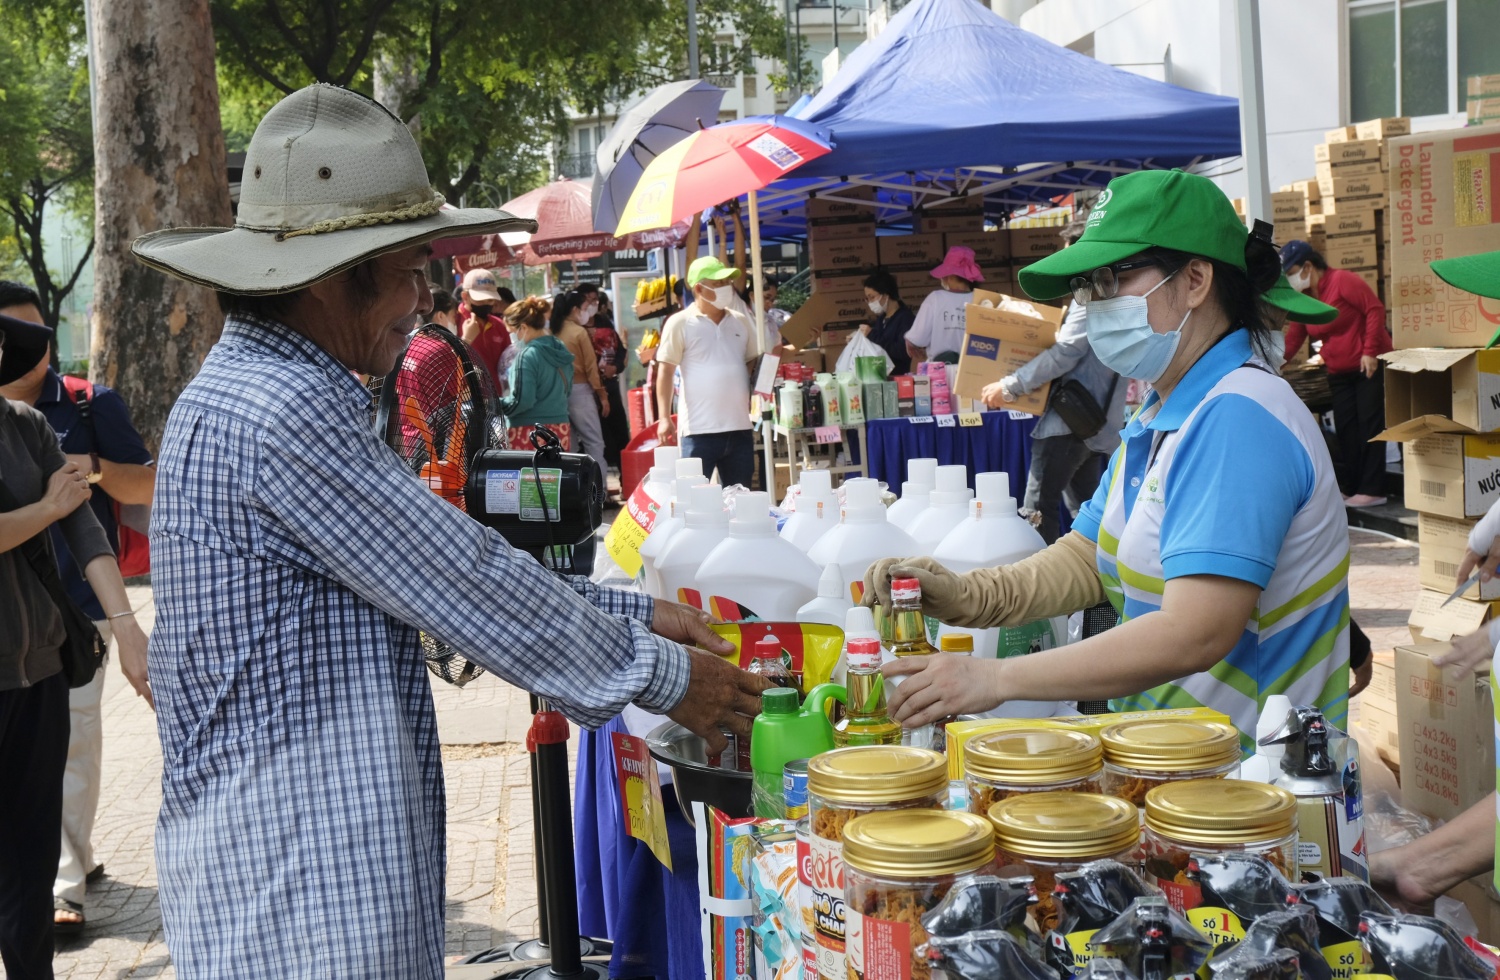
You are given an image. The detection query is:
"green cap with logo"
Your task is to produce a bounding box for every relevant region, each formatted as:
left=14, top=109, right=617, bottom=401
left=1018, top=169, right=1249, bottom=301
left=1262, top=273, right=1338, bottom=324
left=687, top=255, right=742, bottom=287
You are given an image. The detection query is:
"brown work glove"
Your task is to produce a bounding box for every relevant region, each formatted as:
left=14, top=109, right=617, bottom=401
left=863, top=556, right=972, bottom=623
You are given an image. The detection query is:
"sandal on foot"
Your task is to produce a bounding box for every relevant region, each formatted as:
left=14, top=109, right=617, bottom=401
left=54, top=897, right=84, bottom=936
left=86, top=863, right=105, bottom=884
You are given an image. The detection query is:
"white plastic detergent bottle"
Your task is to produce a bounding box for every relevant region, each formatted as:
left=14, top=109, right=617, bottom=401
left=641, top=445, right=682, bottom=504
left=906, top=464, right=975, bottom=554
left=807, top=478, right=920, bottom=606
left=655, top=485, right=731, bottom=611
left=639, top=470, right=704, bottom=599
left=697, top=491, right=822, bottom=622
left=779, top=469, right=839, bottom=553
left=885, top=457, right=939, bottom=532
left=932, top=472, right=1065, bottom=719
left=797, top=563, right=852, bottom=629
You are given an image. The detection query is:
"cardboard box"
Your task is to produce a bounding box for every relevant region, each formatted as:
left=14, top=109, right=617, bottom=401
left=1379, top=346, right=1500, bottom=437
left=861, top=381, right=886, bottom=420
left=895, top=375, right=915, bottom=416
left=1356, top=116, right=1411, bottom=140
left=810, top=272, right=867, bottom=303
left=806, top=216, right=877, bottom=242
left=1353, top=267, right=1381, bottom=293
left=808, top=235, right=878, bottom=274
left=1271, top=219, right=1307, bottom=242
left=913, top=374, right=931, bottom=417
left=780, top=347, right=823, bottom=374
left=1325, top=126, right=1358, bottom=144
left=804, top=184, right=876, bottom=220
left=952, top=291, right=1063, bottom=413
left=1394, top=642, right=1494, bottom=822
left=1409, top=588, right=1500, bottom=642
left=780, top=291, right=869, bottom=348
left=876, top=233, right=945, bottom=268
left=915, top=210, right=984, bottom=234
left=1271, top=190, right=1306, bottom=220
left=1320, top=193, right=1384, bottom=216
left=944, top=230, right=1011, bottom=266
left=819, top=326, right=859, bottom=349
left=1469, top=74, right=1500, bottom=99
left=1399, top=431, right=1500, bottom=518
left=1322, top=232, right=1380, bottom=270
left=1388, top=124, right=1500, bottom=348
left=1316, top=160, right=1383, bottom=183
left=1318, top=170, right=1386, bottom=200
left=1323, top=209, right=1383, bottom=237
left=1468, top=98, right=1500, bottom=123
left=1356, top=652, right=1401, bottom=770
left=1419, top=511, right=1500, bottom=601
left=1009, top=226, right=1066, bottom=264
left=1284, top=178, right=1322, bottom=202
left=1316, top=139, right=1385, bottom=166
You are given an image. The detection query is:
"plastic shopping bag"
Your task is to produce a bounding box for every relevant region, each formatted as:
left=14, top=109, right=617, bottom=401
left=834, top=332, right=894, bottom=377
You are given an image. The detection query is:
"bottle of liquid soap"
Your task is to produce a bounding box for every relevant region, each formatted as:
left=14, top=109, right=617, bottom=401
left=835, top=638, right=901, bottom=747
left=797, top=563, right=852, bottom=628
left=906, top=464, right=974, bottom=553
left=807, top=478, right=920, bottom=604
left=886, top=458, right=939, bottom=532
left=780, top=469, right=839, bottom=553
left=639, top=464, right=705, bottom=598
left=697, top=491, right=821, bottom=621
left=655, top=485, right=730, bottom=611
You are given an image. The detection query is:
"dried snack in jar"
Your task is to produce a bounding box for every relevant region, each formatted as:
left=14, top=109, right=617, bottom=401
left=964, top=728, right=1103, bottom=815
left=921, top=928, right=1057, bottom=980
left=920, top=874, right=1038, bottom=940
left=1358, top=911, right=1493, bottom=980
left=1049, top=860, right=1158, bottom=977
left=1211, top=906, right=1331, bottom=980
left=1206, top=947, right=1299, bottom=980
left=1087, top=896, right=1213, bottom=980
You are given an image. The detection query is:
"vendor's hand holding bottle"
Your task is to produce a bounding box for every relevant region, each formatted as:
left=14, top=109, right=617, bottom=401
left=863, top=556, right=970, bottom=619
left=881, top=654, right=1004, bottom=729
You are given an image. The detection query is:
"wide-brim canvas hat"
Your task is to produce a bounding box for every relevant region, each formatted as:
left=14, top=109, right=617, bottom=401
left=1262, top=273, right=1338, bottom=324
left=0, top=313, right=53, bottom=385
left=1018, top=169, right=1248, bottom=301
left=133, top=84, right=537, bottom=295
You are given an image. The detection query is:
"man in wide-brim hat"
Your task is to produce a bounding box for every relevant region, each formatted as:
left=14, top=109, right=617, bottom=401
left=136, top=84, right=767, bottom=979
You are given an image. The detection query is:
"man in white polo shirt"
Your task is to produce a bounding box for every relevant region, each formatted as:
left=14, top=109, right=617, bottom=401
left=655, top=256, right=758, bottom=487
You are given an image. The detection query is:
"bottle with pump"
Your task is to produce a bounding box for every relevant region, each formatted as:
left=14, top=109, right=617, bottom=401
left=807, top=478, right=920, bottom=605
left=654, top=485, right=730, bottom=610
left=696, top=491, right=821, bottom=621
left=906, top=464, right=975, bottom=553
left=796, top=563, right=852, bottom=628
left=1259, top=705, right=1369, bottom=881
left=780, top=469, right=839, bottom=553
left=750, top=685, right=842, bottom=818
left=886, top=458, right=939, bottom=532
left=835, top=638, right=901, bottom=747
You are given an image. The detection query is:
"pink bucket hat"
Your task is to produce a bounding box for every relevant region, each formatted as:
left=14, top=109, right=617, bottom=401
left=930, top=245, right=984, bottom=282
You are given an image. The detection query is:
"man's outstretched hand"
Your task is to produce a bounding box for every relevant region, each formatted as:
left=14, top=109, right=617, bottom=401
left=651, top=599, right=736, bottom=657
left=667, top=650, right=772, bottom=755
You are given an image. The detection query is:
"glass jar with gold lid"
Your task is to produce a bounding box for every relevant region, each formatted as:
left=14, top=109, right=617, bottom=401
left=842, top=809, right=995, bottom=980
left=1141, top=779, right=1298, bottom=913
left=987, top=791, right=1141, bottom=937
left=1099, top=719, right=1241, bottom=806
left=963, top=727, right=1103, bottom=814
left=807, top=746, right=948, bottom=980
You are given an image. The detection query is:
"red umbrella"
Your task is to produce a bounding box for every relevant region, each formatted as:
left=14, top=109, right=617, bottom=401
left=499, top=176, right=691, bottom=265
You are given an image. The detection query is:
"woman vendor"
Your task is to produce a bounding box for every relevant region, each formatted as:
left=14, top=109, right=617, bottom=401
left=868, top=170, right=1351, bottom=752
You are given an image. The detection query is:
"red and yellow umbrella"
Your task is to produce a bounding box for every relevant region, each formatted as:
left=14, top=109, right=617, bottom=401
left=613, top=116, right=834, bottom=236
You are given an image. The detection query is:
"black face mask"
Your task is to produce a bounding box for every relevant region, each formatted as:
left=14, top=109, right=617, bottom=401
left=471, top=305, right=493, bottom=319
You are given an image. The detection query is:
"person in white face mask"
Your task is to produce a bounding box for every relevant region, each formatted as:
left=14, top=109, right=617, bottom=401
left=1279, top=239, right=1392, bottom=508
left=863, top=169, right=1354, bottom=755
left=860, top=269, right=914, bottom=374
left=654, top=256, right=759, bottom=488
left=1255, top=272, right=1339, bottom=372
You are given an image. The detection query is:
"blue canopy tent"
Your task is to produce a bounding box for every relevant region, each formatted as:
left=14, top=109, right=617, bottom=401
left=741, top=0, right=1243, bottom=239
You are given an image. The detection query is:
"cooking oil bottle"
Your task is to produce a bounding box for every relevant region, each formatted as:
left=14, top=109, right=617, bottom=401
left=834, top=638, right=901, bottom=747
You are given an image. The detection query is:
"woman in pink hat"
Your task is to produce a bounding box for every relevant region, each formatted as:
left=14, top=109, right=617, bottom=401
left=905, top=245, right=982, bottom=364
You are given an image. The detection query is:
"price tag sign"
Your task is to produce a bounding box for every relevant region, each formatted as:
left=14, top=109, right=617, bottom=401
left=813, top=425, right=842, bottom=444
left=958, top=412, right=984, bottom=427
left=936, top=415, right=957, bottom=428
left=1007, top=410, right=1031, bottom=421
left=908, top=415, right=934, bottom=424
left=753, top=353, right=781, bottom=399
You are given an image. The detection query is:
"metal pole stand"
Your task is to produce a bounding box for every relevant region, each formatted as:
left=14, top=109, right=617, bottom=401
left=447, top=698, right=611, bottom=980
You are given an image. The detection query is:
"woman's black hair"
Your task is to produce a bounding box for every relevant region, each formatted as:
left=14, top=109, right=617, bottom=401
left=430, top=287, right=456, bottom=315
left=862, top=269, right=901, bottom=302
left=1136, top=245, right=1270, bottom=354
left=1296, top=247, right=1329, bottom=272
left=0, top=280, right=42, bottom=312
left=549, top=290, right=586, bottom=335
left=942, top=275, right=978, bottom=292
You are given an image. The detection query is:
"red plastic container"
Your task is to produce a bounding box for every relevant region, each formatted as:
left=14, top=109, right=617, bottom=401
left=620, top=418, right=676, bottom=502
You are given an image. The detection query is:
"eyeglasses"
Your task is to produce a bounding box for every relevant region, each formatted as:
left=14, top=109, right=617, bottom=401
left=1069, top=257, right=1164, bottom=307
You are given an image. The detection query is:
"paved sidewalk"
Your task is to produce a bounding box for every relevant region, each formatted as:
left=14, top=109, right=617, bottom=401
left=53, top=524, right=1420, bottom=977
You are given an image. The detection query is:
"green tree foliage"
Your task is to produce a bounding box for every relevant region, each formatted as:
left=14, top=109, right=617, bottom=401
left=0, top=8, right=94, bottom=328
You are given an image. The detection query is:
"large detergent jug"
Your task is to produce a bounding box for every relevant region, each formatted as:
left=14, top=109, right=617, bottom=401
left=641, top=445, right=682, bottom=504
left=779, top=469, right=839, bottom=552
left=807, top=478, right=920, bottom=606
left=933, top=472, right=1065, bottom=719
left=906, top=464, right=974, bottom=553
left=885, top=457, right=938, bottom=532
left=796, top=563, right=851, bottom=629
left=697, top=492, right=821, bottom=621
left=750, top=684, right=844, bottom=818
left=639, top=472, right=703, bottom=598
left=655, top=485, right=730, bottom=611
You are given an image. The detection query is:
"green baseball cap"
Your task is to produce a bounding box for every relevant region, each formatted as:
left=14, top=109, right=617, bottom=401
left=1431, top=251, right=1500, bottom=300
left=1018, top=169, right=1249, bottom=301
left=1262, top=273, right=1338, bottom=324
left=687, top=255, right=742, bottom=287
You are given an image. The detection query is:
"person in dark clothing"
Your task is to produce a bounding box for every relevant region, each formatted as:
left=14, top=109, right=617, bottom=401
left=1281, top=240, right=1391, bottom=507
left=861, top=269, right=914, bottom=375
left=586, top=290, right=630, bottom=471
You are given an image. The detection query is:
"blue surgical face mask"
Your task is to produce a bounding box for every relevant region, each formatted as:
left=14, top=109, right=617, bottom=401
left=1084, top=270, right=1189, bottom=384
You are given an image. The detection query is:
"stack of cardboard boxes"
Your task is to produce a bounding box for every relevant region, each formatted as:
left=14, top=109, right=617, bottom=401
left=1467, top=73, right=1500, bottom=127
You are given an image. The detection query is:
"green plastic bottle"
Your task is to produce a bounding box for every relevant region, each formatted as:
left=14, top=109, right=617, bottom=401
left=750, top=684, right=843, bottom=818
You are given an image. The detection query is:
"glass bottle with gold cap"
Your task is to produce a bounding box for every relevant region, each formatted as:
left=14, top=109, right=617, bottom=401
left=1141, top=778, right=1298, bottom=916
left=836, top=637, right=901, bottom=748
left=842, top=809, right=995, bottom=980
left=1099, top=719, right=1242, bottom=807
left=963, top=727, right=1104, bottom=814
left=806, top=746, right=948, bottom=980
left=987, top=791, right=1140, bottom=946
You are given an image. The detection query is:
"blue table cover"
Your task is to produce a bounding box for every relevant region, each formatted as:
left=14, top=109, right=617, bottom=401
left=866, top=412, right=1034, bottom=502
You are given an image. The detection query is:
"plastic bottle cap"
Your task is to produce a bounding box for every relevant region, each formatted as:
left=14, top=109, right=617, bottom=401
left=890, top=577, right=921, bottom=605
left=762, top=687, right=800, bottom=713
left=654, top=445, right=682, bottom=469
left=929, top=465, right=972, bottom=507
left=816, top=563, right=842, bottom=598
left=847, top=637, right=882, bottom=670
left=973, top=472, right=1014, bottom=509
left=730, top=491, right=774, bottom=534
left=908, top=458, right=939, bottom=487
left=939, top=633, right=974, bottom=654
left=754, top=636, right=782, bottom=659
left=799, top=470, right=833, bottom=496
left=899, top=481, right=932, bottom=500
left=840, top=478, right=887, bottom=522
left=844, top=604, right=876, bottom=636
left=675, top=457, right=705, bottom=479
left=685, top=485, right=728, bottom=526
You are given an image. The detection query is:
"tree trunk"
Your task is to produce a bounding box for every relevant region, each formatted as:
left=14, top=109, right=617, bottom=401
left=89, top=0, right=233, bottom=454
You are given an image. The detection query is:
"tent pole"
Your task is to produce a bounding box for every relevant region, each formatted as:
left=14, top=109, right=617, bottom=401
left=1235, top=0, right=1271, bottom=223
left=749, top=189, right=767, bottom=357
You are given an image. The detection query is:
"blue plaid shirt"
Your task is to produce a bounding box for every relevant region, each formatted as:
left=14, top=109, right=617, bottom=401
left=148, top=315, right=689, bottom=979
